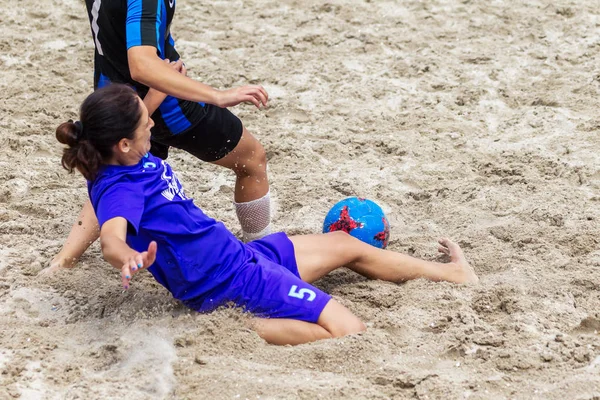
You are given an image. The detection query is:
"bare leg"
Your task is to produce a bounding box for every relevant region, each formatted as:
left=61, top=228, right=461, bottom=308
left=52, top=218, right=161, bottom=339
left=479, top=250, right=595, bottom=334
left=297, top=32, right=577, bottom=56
left=42, top=199, right=99, bottom=274
left=212, top=127, right=269, bottom=202
left=212, top=127, right=271, bottom=241
left=290, top=231, right=478, bottom=284
left=249, top=299, right=366, bottom=345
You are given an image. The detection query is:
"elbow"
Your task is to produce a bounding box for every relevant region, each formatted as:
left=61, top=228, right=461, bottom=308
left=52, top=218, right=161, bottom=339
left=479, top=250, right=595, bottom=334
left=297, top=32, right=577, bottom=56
left=127, top=47, right=163, bottom=87
left=129, top=61, right=148, bottom=85
left=99, top=236, right=116, bottom=266
left=99, top=236, right=108, bottom=255
left=128, top=53, right=153, bottom=85
left=99, top=234, right=113, bottom=259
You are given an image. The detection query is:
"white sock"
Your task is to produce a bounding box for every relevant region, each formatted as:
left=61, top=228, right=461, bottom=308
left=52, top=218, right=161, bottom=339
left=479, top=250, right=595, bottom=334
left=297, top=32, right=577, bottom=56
left=234, top=191, right=271, bottom=242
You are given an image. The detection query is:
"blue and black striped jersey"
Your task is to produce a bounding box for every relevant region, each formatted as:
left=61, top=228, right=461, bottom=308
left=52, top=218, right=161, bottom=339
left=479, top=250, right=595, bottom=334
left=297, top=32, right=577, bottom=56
left=85, top=0, right=205, bottom=134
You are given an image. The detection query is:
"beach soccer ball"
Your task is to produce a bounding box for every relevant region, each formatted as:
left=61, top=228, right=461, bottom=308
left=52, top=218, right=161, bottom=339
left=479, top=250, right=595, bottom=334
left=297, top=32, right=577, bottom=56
left=323, top=197, right=390, bottom=249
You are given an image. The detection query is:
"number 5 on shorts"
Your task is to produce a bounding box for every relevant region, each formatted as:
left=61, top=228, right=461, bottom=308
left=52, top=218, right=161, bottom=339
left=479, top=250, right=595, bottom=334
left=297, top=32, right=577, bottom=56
left=288, top=285, right=316, bottom=302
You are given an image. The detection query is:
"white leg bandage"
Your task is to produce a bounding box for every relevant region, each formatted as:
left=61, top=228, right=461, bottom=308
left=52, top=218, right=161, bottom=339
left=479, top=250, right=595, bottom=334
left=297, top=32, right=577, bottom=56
left=234, top=191, right=271, bottom=242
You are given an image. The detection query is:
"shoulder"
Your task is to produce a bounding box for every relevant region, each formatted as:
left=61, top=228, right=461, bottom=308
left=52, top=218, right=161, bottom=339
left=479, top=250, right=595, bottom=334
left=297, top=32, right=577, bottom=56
left=90, top=165, right=142, bottom=199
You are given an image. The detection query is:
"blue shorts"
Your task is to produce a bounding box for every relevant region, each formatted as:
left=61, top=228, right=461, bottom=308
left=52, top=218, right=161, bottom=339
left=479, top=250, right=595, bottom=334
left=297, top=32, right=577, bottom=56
left=184, top=233, right=332, bottom=323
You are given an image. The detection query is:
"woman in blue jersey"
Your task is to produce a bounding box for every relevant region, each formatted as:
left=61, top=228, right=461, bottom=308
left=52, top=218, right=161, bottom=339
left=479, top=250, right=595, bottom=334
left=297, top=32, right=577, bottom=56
left=47, top=0, right=273, bottom=273
left=55, top=84, right=478, bottom=345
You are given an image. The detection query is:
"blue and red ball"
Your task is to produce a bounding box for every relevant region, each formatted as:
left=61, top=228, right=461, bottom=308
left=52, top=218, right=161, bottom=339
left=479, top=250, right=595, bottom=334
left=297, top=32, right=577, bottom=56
left=323, top=197, right=390, bottom=249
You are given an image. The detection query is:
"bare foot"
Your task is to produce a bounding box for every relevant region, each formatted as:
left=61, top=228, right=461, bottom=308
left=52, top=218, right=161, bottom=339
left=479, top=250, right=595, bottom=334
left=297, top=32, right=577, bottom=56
left=438, top=238, right=479, bottom=284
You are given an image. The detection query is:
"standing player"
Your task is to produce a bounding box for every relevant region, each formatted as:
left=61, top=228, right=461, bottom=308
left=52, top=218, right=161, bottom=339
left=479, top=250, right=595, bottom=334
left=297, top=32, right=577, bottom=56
left=48, top=0, right=273, bottom=271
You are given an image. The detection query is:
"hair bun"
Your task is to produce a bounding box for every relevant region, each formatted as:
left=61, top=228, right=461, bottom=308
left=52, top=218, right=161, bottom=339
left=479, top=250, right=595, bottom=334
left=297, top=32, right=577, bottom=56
left=55, top=120, right=79, bottom=146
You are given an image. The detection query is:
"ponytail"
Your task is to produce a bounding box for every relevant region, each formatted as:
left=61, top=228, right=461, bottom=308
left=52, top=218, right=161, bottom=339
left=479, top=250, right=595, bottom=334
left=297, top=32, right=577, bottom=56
left=55, top=121, right=103, bottom=181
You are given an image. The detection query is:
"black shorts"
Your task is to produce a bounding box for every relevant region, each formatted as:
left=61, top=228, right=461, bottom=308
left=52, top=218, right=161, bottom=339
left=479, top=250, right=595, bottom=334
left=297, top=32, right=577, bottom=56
left=149, top=104, right=243, bottom=162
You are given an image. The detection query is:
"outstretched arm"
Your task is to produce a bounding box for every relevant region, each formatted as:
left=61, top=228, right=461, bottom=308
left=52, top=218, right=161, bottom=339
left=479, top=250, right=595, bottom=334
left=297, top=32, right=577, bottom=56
left=128, top=46, right=269, bottom=109
left=41, top=199, right=100, bottom=274
left=100, top=217, right=156, bottom=289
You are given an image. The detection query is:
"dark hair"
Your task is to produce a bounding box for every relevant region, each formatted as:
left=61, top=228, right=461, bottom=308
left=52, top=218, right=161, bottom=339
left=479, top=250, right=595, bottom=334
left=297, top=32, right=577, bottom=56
left=56, top=84, right=142, bottom=181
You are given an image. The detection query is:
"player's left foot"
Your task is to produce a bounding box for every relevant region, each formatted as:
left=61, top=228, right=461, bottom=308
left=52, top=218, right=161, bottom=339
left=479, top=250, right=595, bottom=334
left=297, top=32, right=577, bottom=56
left=438, top=238, right=479, bottom=284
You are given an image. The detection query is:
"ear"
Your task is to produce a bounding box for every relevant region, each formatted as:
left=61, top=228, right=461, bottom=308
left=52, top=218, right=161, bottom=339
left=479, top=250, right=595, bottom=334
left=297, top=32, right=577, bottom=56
left=116, top=138, right=132, bottom=154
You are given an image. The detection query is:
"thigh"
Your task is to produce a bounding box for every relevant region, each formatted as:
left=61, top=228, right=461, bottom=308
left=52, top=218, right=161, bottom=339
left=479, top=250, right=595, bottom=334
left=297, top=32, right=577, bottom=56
left=211, top=126, right=264, bottom=170
left=232, top=260, right=332, bottom=323
left=316, top=298, right=365, bottom=338
left=246, top=232, right=298, bottom=274
left=289, top=232, right=362, bottom=283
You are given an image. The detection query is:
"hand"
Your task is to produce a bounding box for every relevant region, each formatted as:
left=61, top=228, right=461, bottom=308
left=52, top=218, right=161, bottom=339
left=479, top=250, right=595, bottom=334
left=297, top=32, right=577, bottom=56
left=216, top=85, right=269, bottom=109
left=120, top=241, right=157, bottom=289
left=38, top=256, right=77, bottom=276
left=166, top=58, right=187, bottom=76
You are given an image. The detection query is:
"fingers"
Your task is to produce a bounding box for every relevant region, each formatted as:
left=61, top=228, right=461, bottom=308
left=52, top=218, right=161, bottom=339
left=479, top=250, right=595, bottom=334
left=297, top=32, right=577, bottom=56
left=172, top=59, right=183, bottom=70
left=171, top=60, right=186, bottom=75
left=163, top=58, right=186, bottom=74
left=120, top=243, right=158, bottom=290
left=218, top=85, right=269, bottom=108
left=121, top=255, right=141, bottom=289
left=132, top=253, right=144, bottom=272
left=244, top=85, right=268, bottom=108
left=258, top=85, right=269, bottom=104
left=137, top=242, right=157, bottom=270
left=146, top=241, right=158, bottom=265
left=121, top=261, right=132, bottom=290
left=233, top=86, right=269, bottom=108
left=243, top=94, right=261, bottom=109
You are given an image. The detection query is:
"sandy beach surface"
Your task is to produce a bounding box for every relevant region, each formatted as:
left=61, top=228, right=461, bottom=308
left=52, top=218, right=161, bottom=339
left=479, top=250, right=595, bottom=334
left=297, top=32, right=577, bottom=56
left=1, top=0, right=600, bottom=398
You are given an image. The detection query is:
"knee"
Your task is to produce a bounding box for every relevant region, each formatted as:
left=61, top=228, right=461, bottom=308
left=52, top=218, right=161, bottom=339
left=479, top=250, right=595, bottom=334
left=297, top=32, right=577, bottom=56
left=331, top=318, right=367, bottom=338
left=324, top=231, right=362, bottom=259
left=318, top=298, right=367, bottom=339
left=234, top=138, right=267, bottom=177
left=326, top=230, right=353, bottom=241
left=249, top=142, right=267, bottom=171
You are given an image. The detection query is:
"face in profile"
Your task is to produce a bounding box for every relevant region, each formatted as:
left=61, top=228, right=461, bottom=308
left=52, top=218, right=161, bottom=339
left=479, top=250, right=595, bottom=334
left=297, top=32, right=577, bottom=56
left=116, top=97, right=154, bottom=163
